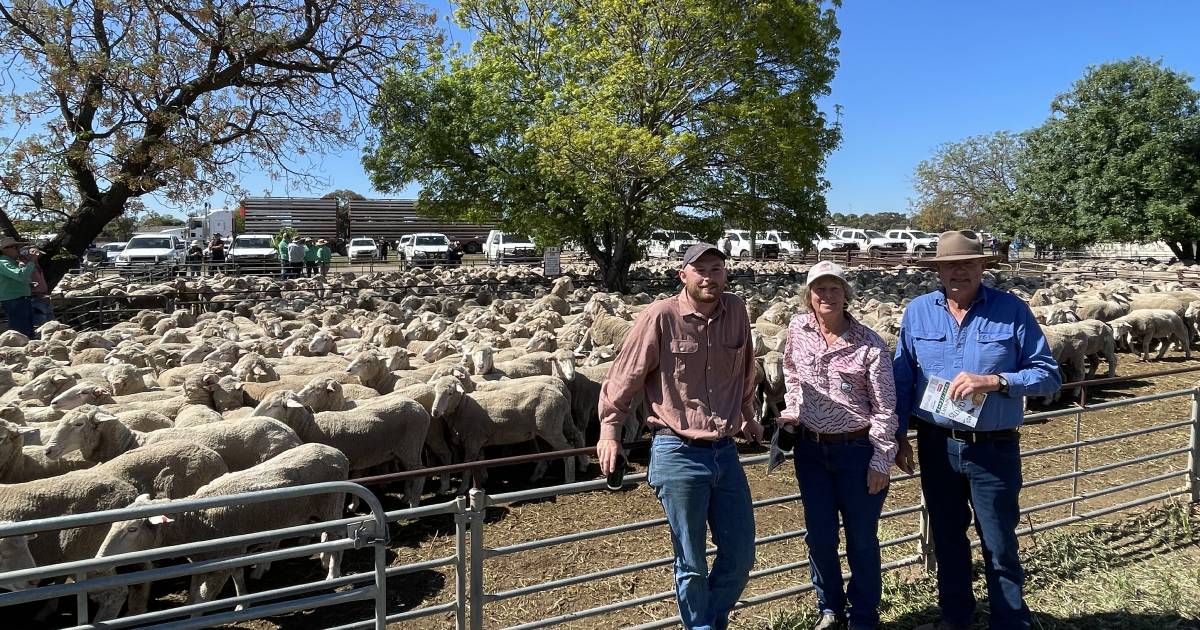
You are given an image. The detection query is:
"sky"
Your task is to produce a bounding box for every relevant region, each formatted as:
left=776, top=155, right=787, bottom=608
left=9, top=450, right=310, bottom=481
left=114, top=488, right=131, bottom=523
left=176, top=1, right=1200, bottom=218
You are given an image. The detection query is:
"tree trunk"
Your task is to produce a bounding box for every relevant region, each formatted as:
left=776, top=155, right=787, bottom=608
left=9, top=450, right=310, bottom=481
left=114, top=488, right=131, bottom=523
left=1165, top=240, right=1198, bottom=264
left=41, top=199, right=128, bottom=291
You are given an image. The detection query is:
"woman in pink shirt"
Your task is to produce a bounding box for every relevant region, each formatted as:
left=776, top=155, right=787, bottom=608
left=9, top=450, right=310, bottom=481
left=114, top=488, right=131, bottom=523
left=778, top=260, right=898, bottom=630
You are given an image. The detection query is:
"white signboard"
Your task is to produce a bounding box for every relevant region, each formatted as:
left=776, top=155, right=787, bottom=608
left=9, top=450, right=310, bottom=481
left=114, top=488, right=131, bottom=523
left=543, top=247, right=561, bottom=276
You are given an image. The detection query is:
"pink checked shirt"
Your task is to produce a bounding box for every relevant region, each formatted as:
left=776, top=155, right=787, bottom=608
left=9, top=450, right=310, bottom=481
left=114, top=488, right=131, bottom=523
left=780, top=312, right=898, bottom=474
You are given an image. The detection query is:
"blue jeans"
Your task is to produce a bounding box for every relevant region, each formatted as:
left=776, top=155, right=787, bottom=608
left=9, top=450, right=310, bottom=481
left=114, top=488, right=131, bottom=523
left=648, top=435, right=756, bottom=630
left=917, top=423, right=1029, bottom=630
left=30, top=296, right=53, bottom=329
left=2, top=296, right=34, bottom=338
left=794, top=437, right=887, bottom=629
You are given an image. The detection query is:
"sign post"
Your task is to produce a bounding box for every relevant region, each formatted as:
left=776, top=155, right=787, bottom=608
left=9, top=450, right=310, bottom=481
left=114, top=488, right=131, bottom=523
left=543, top=247, right=561, bottom=277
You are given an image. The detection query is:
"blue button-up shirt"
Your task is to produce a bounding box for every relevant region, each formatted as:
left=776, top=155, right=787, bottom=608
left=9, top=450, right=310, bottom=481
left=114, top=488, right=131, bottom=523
left=893, top=285, right=1060, bottom=434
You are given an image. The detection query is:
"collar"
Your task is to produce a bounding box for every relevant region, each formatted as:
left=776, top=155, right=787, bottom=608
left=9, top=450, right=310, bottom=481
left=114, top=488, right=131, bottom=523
left=676, top=289, right=726, bottom=320
left=797, top=311, right=862, bottom=337
left=935, top=284, right=990, bottom=308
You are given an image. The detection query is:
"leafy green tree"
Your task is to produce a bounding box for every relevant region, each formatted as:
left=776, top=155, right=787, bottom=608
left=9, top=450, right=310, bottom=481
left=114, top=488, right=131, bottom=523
left=139, top=212, right=186, bottom=228
left=364, top=0, right=841, bottom=290
left=1014, top=58, right=1200, bottom=259
left=0, top=0, right=438, bottom=289
left=910, top=131, right=1023, bottom=235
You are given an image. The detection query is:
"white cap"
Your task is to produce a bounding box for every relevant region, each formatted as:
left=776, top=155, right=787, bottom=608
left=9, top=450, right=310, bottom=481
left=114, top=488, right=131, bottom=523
left=806, top=260, right=846, bottom=285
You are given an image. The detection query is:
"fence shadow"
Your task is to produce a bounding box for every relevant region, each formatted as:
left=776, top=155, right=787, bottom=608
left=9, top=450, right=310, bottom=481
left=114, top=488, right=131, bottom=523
left=886, top=607, right=1199, bottom=630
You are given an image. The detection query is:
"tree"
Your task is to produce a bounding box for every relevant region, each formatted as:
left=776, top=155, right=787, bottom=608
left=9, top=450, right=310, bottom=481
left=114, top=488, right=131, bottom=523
left=1014, top=58, right=1200, bottom=259
left=364, top=0, right=841, bottom=290
left=909, top=131, right=1023, bottom=235
left=0, top=0, right=439, bottom=289
left=139, top=211, right=185, bottom=228
left=322, top=190, right=368, bottom=201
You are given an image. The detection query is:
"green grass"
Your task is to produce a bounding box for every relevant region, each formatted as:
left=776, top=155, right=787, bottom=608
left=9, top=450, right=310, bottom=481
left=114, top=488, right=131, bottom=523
left=757, top=501, right=1200, bottom=630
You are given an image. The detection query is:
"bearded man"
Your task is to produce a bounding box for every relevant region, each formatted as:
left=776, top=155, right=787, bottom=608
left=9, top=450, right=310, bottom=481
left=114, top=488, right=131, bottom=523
left=598, top=243, right=763, bottom=630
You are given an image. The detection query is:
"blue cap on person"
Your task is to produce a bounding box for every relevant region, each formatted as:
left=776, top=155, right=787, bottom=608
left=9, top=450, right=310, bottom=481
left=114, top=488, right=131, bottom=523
left=680, top=243, right=726, bottom=269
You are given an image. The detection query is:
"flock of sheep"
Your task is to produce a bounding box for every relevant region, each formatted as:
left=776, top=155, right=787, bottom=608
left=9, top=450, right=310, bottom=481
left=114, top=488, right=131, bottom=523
left=0, top=256, right=1197, bottom=621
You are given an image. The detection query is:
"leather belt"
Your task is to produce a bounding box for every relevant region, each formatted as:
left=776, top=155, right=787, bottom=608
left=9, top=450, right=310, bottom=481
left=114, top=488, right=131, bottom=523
left=916, top=418, right=1019, bottom=444
left=654, top=428, right=731, bottom=449
left=796, top=425, right=870, bottom=444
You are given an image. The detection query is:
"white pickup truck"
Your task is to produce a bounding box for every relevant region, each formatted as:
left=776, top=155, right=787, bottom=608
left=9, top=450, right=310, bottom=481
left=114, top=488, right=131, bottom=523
left=484, top=230, right=537, bottom=264
left=835, top=228, right=906, bottom=256
left=884, top=229, right=939, bottom=254
left=645, top=229, right=699, bottom=258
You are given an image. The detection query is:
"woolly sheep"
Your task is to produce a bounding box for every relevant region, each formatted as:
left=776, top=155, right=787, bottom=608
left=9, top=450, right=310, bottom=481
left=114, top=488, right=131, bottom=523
left=14, top=368, right=78, bottom=404
left=49, top=381, right=116, bottom=411
left=296, top=377, right=346, bottom=412
left=0, top=419, right=94, bottom=482
left=1109, top=310, right=1191, bottom=362
left=173, top=404, right=226, bottom=428
left=95, top=444, right=348, bottom=609
left=346, top=352, right=399, bottom=393
left=103, top=362, right=156, bottom=396
left=231, top=352, right=279, bottom=383
left=42, top=406, right=301, bottom=471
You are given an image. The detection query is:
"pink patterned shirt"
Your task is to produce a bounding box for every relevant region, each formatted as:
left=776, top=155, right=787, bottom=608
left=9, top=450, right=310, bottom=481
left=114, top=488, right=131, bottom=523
left=780, top=312, right=898, bottom=474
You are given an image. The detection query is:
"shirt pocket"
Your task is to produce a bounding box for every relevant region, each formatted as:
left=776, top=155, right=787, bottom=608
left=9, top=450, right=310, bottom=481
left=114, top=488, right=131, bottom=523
left=910, top=329, right=946, bottom=371
left=976, top=330, right=1014, bottom=373
left=670, top=338, right=700, bottom=384
left=835, top=368, right=871, bottom=408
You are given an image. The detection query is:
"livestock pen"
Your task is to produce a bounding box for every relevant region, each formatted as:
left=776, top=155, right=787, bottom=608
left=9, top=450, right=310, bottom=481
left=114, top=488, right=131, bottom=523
left=2, top=363, right=1198, bottom=629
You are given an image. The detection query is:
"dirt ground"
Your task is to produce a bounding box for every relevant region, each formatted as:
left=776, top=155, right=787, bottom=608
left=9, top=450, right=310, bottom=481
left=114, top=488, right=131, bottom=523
left=20, top=351, right=1200, bottom=630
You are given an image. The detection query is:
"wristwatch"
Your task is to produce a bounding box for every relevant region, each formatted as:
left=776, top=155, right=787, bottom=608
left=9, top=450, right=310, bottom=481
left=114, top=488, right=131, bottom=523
left=996, top=374, right=1009, bottom=395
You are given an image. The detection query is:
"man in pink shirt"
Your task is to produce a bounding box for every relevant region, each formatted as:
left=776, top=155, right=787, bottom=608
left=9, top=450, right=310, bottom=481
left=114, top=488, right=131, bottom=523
left=598, top=243, right=762, bottom=630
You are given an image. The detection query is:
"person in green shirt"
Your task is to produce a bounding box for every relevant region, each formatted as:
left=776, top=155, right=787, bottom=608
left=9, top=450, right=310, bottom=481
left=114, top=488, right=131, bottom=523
left=316, top=239, right=332, bottom=275
left=303, top=238, right=319, bottom=277
left=0, top=236, right=37, bottom=337
left=277, top=235, right=291, bottom=278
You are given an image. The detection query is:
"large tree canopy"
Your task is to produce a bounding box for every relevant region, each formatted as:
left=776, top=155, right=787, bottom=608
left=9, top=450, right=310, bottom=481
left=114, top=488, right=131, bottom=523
left=909, top=131, right=1023, bottom=235
left=1014, top=58, right=1200, bottom=260
left=364, top=0, right=841, bottom=290
left=0, top=0, right=438, bottom=288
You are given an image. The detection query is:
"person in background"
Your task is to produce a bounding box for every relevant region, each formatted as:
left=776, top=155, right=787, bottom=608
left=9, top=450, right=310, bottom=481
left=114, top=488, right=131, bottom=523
left=186, top=240, right=204, bottom=276
left=446, top=240, right=464, bottom=266
left=380, top=236, right=389, bottom=262
left=286, top=237, right=306, bottom=279
left=0, top=236, right=37, bottom=338
left=893, top=230, right=1060, bottom=630
left=597, top=243, right=763, bottom=630
left=208, top=234, right=226, bottom=274
left=316, top=239, right=332, bottom=275
left=304, top=238, right=319, bottom=276
left=277, top=234, right=291, bottom=277
left=777, top=260, right=897, bottom=630
left=21, top=246, right=54, bottom=331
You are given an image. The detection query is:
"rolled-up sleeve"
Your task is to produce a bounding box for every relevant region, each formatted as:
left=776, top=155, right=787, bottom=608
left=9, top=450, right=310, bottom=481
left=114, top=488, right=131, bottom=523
left=865, top=343, right=898, bottom=474
left=1002, top=302, right=1061, bottom=399
left=597, top=312, right=660, bottom=441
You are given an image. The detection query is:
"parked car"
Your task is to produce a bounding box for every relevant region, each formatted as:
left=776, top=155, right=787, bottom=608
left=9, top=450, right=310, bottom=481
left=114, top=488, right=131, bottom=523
left=484, top=230, right=538, bottom=264
left=645, top=229, right=699, bottom=258
left=884, top=229, right=939, bottom=254
left=813, top=228, right=858, bottom=253
left=717, top=230, right=780, bottom=259
left=758, top=230, right=806, bottom=258
left=228, top=234, right=280, bottom=272
left=347, top=237, right=377, bottom=261
left=403, top=233, right=450, bottom=266
left=835, top=228, right=906, bottom=255
left=115, top=234, right=185, bottom=274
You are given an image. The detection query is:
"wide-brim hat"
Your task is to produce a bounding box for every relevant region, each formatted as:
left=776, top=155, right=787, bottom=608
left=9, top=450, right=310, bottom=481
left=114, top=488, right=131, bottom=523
left=0, top=236, right=28, bottom=249
left=921, top=230, right=997, bottom=264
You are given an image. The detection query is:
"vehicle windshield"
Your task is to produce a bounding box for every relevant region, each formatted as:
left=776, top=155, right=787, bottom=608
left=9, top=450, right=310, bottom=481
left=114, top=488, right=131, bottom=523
left=234, top=237, right=274, bottom=249
left=501, top=234, right=532, bottom=244
left=415, top=235, right=447, bottom=246
left=350, top=239, right=375, bottom=246
left=865, top=230, right=884, bottom=238
left=127, top=238, right=172, bottom=249
left=755, top=232, right=770, bottom=240
left=103, top=243, right=125, bottom=252
left=910, top=231, right=932, bottom=239
left=776, top=232, right=791, bottom=240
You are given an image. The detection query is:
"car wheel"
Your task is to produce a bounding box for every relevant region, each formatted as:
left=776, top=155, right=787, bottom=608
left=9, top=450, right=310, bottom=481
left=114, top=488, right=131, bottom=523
left=464, top=241, right=482, bottom=255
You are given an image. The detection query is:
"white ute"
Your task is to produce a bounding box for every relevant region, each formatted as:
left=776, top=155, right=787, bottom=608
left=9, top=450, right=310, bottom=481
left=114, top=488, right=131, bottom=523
left=484, top=230, right=537, bottom=264
left=885, top=229, right=939, bottom=254
left=835, top=228, right=906, bottom=256
left=404, top=233, right=450, bottom=266
left=645, top=229, right=699, bottom=258
left=115, top=233, right=184, bottom=274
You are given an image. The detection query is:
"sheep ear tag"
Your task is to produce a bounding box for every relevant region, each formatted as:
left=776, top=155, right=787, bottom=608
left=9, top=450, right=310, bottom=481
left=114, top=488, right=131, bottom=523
left=285, top=399, right=305, bottom=409
left=148, top=515, right=174, bottom=525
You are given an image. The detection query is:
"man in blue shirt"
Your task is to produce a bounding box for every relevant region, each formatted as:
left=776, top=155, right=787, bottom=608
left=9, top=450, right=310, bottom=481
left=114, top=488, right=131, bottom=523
left=893, top=230, right=1059, bottom=630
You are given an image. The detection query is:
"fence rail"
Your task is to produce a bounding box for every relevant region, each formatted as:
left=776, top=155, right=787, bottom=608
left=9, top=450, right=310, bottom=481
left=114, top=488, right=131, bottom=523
left=2, top=382, right=1197, bottom=629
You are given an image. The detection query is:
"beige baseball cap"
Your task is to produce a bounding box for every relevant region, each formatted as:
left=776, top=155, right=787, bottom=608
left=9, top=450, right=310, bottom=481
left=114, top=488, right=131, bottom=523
left=806, top=260, right=847, bottom=285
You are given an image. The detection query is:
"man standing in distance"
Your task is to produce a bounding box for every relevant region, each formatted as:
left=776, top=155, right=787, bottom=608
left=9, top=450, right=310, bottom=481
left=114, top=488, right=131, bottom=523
left=893, top=230, right=1059, bottom=630
left=598, top=243, right=763, bottom=630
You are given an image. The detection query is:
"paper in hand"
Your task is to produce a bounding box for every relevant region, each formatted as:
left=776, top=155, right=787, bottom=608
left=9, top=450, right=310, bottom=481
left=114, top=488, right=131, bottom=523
left=919, top=375, right=987, bottom=428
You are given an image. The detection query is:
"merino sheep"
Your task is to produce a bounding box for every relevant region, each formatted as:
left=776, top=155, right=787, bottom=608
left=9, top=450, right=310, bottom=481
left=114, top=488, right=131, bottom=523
left=49, top=381, right=115, bottom=410
left=102, top=363, right=156, bottom=396
left=42, top=406, right=301, bottom=471
left=0, top=419, right=95, bottom=482
left=230, top=352, right=279, bottom=383
left=14, top=368, right=78, bottom=404
left=95, top=444, right=348, bottom=610
left=173, top=404, right=226, bottom=428
left=1110, top=309, right=1191, bottom=361
left=296, top=377, right=346, bottom=412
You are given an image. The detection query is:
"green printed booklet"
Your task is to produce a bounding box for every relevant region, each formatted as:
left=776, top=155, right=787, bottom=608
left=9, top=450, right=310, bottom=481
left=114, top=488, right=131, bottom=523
left=919, top=375, right=987, bottom=428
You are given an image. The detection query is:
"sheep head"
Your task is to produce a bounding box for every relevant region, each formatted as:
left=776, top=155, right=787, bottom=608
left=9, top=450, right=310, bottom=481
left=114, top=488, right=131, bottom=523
left=96, top=495, right=173, bottom=560
left=50, top=382, right=115, bottom=411
left=429, top=375, right=467, bottom=419
left=0, top=528, right=38, bottom=591
left=42, top=406, right=119, bottom=459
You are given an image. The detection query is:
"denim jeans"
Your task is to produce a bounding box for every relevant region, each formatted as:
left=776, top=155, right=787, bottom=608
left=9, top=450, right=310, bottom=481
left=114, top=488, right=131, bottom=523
left=647, top=435, right=756, bottom=630
left=917, top=422, right=1029, bottom=630
left=793, top=437, right=887, bottom=629
left=2, top=296, right=34, bottom=338
left=30, top=296, right=53, bottom=330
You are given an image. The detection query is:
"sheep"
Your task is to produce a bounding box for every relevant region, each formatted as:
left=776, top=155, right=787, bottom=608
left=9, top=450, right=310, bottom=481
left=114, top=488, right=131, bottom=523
left=1030, top=303, right=1081, bottom=325
left=1073, top=319, right=1119, bottom=378
left=230, top=352, right=279, bottom=383
left=0, top=419, right=95, bottom=482
left=486, top=349, right=576, bottom=382
left=271, top=355, right=352, bottom=378
left=1073, top=293, right=1130, bottom=322
left=250, top=390, right=430, bottom=509
left=95, top=444, right=348, bottom=612
left=1109, top=310, right=1192, bottom=361
left=49, top=381, right=115, bottom=411
left=114, top=409, right=175, bottom=432
left=577, top=312, right=634, bottom=354
left=102, top=363, right=156, bottom=396
left=759, top=351, right=786, bottom=420
left=13, top=367, right=78, bottom=404
left=238, top=372, right=360, bottom=405
left=430, top=374, right=577, bottom=492
left=42, top=406, right=301, bottom=471
left=174, top=404, right=226, bottom=428
left=296, top=377, right=347, bottom=412
left=346, top=351, right=399, bottom=393
left=93, top=440, right=229, bottom=500
left=1039, top=324, right=1089, bottom=404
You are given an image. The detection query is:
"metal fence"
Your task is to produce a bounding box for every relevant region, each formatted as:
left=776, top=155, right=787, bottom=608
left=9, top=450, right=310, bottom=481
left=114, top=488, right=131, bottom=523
left=2, top=382, right=1196, bottom=629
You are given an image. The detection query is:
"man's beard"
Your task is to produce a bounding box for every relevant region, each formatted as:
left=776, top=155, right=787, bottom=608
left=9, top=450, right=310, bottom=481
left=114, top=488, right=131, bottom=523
left=687, top=283, right=722, bottom=303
